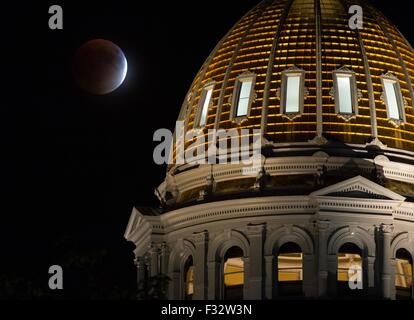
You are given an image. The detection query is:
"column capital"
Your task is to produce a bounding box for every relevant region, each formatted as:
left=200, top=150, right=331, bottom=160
left=143, top=254, right=151, bottom=267
left=317, top=220, right=330, bottom=231
left=380, top=224, right=394, bottom=235
left=135, top=257, right=145, bottom=267
left=159, top=242, right=169, bottom=253
left=192, top=230, right=209, bottom=243
left=246, top=223, right=266, bottom=235
left=148, top=242, right=159, bottom=254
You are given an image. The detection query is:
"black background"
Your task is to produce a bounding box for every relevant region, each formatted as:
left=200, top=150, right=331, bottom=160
left=0, top=0, right=410, bottom=298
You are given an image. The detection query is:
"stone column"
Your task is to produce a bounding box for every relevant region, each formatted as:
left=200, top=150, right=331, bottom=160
left=381, top=224, right=394, bottom=299
left=159, top=243, right=169, bottom=275
left=135, top=257, right=146, bottom=284
left=243, top=257, right=251, bottom=300
left=327, top=254, right=337, bottom=296
left=245, top=224, right=265, bottom=300
left=207, top=261, right=220, bottom=299
left=303, top=254, right=316, bottom=297
left=192, top=231, right=208, bottom=300
left=366, top=256, right=376, bottom=295
left=264, top=255, right=274, bottom=299
left=317, top=220, right=330, bottom=297
left=148, top=243, right=159, bottom=277
left=171, top=271, right=182, bottom=300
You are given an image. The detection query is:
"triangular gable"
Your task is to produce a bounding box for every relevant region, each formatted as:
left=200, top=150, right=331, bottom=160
left=310, top=176, right=406, bottom=201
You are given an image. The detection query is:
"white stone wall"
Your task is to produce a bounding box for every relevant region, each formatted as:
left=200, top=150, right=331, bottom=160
left=125, top=176, right=414, bottom=300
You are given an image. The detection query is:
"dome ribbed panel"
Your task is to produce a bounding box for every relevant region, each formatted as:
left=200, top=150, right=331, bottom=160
left=176, top=0, right=414, bottom=158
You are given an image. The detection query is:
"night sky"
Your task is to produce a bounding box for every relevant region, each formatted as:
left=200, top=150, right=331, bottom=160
left=0, top=0, right=411, bottom=298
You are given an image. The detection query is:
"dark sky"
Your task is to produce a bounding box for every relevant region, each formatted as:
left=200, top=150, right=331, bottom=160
left=0, top=0, right=410, bottom=296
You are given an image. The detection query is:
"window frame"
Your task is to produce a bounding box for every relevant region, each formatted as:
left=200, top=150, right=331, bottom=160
left=280, top=67, right=306, bottom=120
left=230, top=72, right=256, bottom=125
left=381, top=73, right=406, bottom=126
left=195, top=81, right=215, bottom=129
left=332, top=68, right=359, bottom=120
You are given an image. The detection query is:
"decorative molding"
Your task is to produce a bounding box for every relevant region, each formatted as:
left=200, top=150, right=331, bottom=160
left=310, top=175, right=406, bottom=201
left=163, top=153, right=414, bottom=200
left=367, top=137, right=387, bottom=148
left=380, top=224, right=394, bottom=234
left=308, top=135, right=328, bottom=145
left=232, top=115, right=249, bottom=126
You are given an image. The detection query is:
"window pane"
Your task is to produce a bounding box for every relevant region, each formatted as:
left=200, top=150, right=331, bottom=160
left=285, top=75, right=301, bottom=113
left=199, top=88, right=213, bottom=127
left=224, top=257, right=244, bottom=287
left=278, top=253, right=303, bottom=282
left=337, top=75, right=353, bottom=114
left=236, top=80, right=252, bottom=117
left=186, top=266, right=194, bottom=296
left=384, top=79, right=401, bottom=120
left=395, top=258, right=413, bottom=289
left=337, top=253, right=362, bottom=282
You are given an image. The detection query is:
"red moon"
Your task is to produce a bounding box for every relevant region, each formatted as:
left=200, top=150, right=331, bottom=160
left=73, top=39, right=128, bottom=95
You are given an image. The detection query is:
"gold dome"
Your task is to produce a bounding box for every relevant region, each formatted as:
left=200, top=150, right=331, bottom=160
left=176, top=0, right=414, bottom=152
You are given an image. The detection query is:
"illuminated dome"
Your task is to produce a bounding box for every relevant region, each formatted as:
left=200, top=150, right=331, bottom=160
left=126, top=0, right=414, bottom=301
left=155, top=0, right=414, bottom=207
left=179, top=0, right=414, bottom=149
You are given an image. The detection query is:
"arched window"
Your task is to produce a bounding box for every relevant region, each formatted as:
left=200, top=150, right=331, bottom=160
left=277, top=242, right=304, bottom=297
left=337, top=243, right=364, bottom=297
left=395, top=249, right=413, bottom=300
left=223, top=246, right=244, bottom=300
left=184, top=256, right=194, bottom=300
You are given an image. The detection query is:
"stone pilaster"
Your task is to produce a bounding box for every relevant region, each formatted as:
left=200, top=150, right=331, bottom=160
left=264, top=255, right=274, bottom=299
left=192, top=231, right=209, bottom=300
left=381, top=224, right=394, bottom=299
left=148, top=243, right=159, bottom=277
left=135, top=257, right=146, bottom=284
left=207, top=261, right=220, bottom=299
left=245, top=224, right=265, bottom=300
left=159, top=242, right=169, bottom=275
left=317, top=220, right=330, bottom=296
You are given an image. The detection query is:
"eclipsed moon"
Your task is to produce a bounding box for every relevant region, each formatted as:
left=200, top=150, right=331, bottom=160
left=73, top=39, right=128, bottom=95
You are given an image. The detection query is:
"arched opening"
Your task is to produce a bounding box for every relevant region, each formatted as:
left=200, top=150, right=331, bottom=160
left=395, top=249, right=413, bottom=300
left=277, top=242, right=304, bottom=297
left=337, top=243, right=364, bottom=297
left=223, top=246, right=244, bottom=300
left=184, top=256, right=194, bottom=300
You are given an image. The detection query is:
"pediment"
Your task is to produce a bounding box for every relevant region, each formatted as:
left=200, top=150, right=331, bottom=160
left=310, top=176, right=406, bottom=201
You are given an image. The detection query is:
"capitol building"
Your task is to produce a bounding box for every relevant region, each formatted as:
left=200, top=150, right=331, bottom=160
left=125, top=0, right=414, bottom=299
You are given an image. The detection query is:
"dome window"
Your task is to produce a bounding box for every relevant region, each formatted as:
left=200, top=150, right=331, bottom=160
left=279, top=67, right=307, bottom=120
left=331, top=67, right=360, bottom=121
left=195, top=82, right=215, bottom=128
left=230, top=72, right=256, bottom=124
left=381, top=73, right=406, bottom=127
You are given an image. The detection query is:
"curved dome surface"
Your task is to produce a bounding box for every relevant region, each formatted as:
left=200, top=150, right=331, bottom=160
left=126, top=1, right=414, bottom=302
left=177, top=0, right=414, bottom=152
left=158, top=0, right=414, bottom=208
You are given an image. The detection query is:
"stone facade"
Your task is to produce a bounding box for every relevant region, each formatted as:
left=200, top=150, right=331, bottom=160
left=125, top=174, right=414, bottom=300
